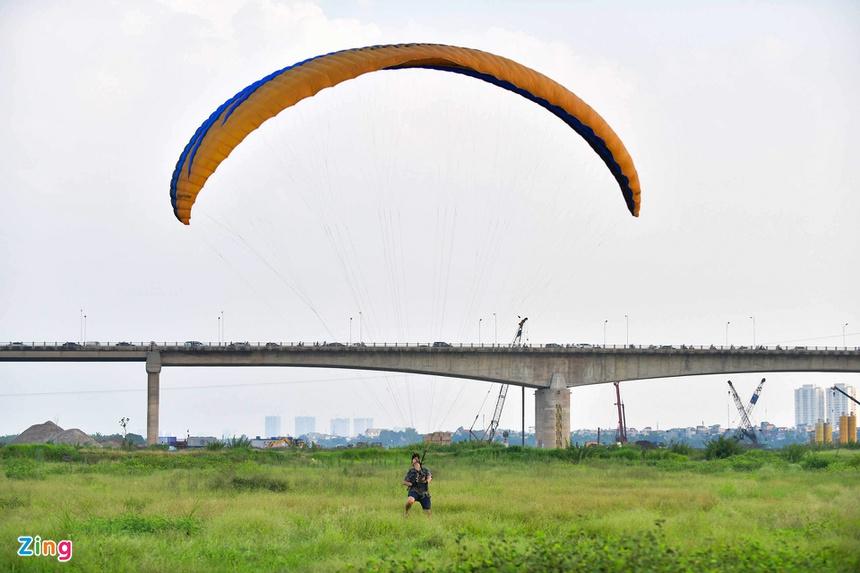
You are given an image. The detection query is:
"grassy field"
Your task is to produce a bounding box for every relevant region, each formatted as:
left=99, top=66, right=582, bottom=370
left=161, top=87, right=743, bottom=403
left=1, top=443, right=859, bottom=572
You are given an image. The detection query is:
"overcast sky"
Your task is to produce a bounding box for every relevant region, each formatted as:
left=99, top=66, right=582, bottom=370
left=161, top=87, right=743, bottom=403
left=1, top=0, right=858, bottom=438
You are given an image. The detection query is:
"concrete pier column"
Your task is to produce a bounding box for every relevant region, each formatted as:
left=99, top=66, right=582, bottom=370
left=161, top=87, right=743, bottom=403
left=535, top=373, right=570, bottom=449
left=145, top=351, right=162, bottom=446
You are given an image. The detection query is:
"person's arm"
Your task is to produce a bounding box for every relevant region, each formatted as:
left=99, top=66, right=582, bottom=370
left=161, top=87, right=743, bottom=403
left=403, top=470, right=413, bottom=487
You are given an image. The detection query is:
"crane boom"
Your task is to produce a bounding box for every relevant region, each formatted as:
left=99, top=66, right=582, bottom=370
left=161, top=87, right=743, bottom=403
left=482, top=317, right=528, bottom=443
left=832, top=385, right=860, bottom=407
left=727, top=380, right=758, bottom=444
left=745, top=378, right=767, bottom=420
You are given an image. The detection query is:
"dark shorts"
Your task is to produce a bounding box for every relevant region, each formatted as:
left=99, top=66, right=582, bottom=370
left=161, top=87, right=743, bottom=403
left=407, top=490, right=431, bottom=510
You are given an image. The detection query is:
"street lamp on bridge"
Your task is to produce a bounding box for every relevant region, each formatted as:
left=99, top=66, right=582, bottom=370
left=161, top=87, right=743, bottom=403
left=479, top=318, right=483, bottom=345
left=624, top=314, right=629, bottom=347
left=603, top=319, right=608, bottom=348
left=493, top=313, right=497, bottom=345
left=749, top=316, right=756, bottom=347
left=844, top=322, right=849, bottom=348
left=725, top=321, right=730, bottom=347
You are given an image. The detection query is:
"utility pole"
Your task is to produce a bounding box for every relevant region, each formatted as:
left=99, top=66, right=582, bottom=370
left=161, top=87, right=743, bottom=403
left=844, top=322, right=849, bottom=348
left=359, top=311, right=362, bottom=343
left=478, top=318, right=483, bottom=345
left=493, top=313, right=497, bottom=345
left=625, top=314, right=629, bottom=346
left=217, top=315, right=221, bottom=344
left=603, top=319, right=608, bottom=348
left=749, top=316, right=756, bottom=347
left=349, top=317, right=353, bottom=345
left=725, top=321, right=730, bottom=347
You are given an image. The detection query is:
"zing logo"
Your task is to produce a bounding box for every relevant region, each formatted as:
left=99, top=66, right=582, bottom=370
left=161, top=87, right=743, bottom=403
left=17, top=536, right=73, bottom=562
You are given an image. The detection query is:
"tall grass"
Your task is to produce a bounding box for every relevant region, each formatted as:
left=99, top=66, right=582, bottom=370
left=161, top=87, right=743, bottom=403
left=0, top=444, right=858, bottom=572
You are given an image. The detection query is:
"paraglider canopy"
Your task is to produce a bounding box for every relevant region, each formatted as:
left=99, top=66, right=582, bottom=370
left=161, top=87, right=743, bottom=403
left=170, top=43, right=641, bottom=224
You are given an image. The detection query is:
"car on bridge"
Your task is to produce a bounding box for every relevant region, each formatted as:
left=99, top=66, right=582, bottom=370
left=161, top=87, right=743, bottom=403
left=323, top=342, right=346, bottom=348
left=61, top=342, right=81, bottom=349
left=545, top=343, right=562, bottom=349
left=432, top=341, right=452, bottom=348
left=115, top=342, right=134, bottom=347
left=184, top=341, right=204, bottom=349
left=265, top=342, right=280, bottom=349
left=227, top=342, right=251, bottom=350
left=8, top=342, right=25, bottom=348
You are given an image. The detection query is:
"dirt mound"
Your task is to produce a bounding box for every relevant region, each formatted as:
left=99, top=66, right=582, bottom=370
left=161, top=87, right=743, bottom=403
left=11, top=421, right=63, bottom=444
left=53, top=429, right=99, bottom=447
left=11, top=421, right=100, bottom=446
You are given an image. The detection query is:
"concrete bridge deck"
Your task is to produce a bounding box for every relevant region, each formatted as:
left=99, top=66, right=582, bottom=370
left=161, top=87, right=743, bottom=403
left=4, top=341, right=859, bottom=448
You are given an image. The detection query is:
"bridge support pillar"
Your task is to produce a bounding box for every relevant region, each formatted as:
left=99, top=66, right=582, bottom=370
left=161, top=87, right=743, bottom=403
left=146, top=352, right=161, bottom=446
left=535, top=373, right=570, bottom=449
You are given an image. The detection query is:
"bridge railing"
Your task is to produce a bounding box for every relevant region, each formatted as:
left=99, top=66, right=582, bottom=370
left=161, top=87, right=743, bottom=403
left=1, top=341, right=858, bottom=352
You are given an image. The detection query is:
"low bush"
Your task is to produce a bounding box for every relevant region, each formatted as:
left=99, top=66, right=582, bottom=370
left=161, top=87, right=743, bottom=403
left=782, top=443, right=807, bottom=463
left=704, top=436, right=744, bottom=460
left=801, top=455, right=831, bottom=470
left=4, top=458, right=45, bottom=480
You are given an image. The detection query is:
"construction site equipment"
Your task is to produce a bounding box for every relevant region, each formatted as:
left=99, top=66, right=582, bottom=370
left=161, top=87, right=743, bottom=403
left=831, top=385, right=860, bottom=407
left=850, top=414, right=857, bottom=444
left=472, top=317, right=528, bottom=443
left=814, top=422, right=824, bottom=445
left=824, top=422, right=833, bottom=445
left=613, top=382, right=628, bottom=444
left=839, top=416, right=850, bottom=445
left=727, top=378, right=766, bottom=444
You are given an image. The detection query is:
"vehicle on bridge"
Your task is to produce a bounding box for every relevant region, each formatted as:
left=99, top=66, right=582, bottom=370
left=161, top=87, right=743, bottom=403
left=433, top=342, right=452, bottom=348
left=265, top=342, right=280, bottom=349
left=61, top=342, right=81, bottom=349
left=115, top=342, right=133, bottom=347
left=227, top=342, right=251, bottom=350
left=184, top=341, right=204, bottom=349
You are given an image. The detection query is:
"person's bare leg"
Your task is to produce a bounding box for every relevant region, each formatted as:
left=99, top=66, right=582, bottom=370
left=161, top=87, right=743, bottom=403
left=405, top=497, right=415, bottom=516
left=424, top=509, right=431, bottom=517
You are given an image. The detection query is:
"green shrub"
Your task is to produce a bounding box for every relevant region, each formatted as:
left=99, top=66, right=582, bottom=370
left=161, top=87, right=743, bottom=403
left=4, top=458, right=45, bottom=480
left=82, top=513, right=201, bottom=535
left=668, top=441, right=693, bottom=456
left=801, top=455, right=830, bottom=470
left=704, top=436, right=744, bottom=460
left=230, top=475, right=289, bottom=492
left=206, top=440, right=226, bottom=450
left=782, top=443, right=807, bottom=463
left=0, top=444, right=82, bottom=462
left=227, top=435, right=252, bottom=449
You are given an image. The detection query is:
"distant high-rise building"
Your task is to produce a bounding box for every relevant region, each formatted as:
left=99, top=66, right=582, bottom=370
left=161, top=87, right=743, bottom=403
left=353, top=418, right=373, bottom=436
left=829, top=383, right=857, bottom=422
left=295, top=416, right=316, bottom=436
left=264, top=416, right=281, bottom=438
left=794, top=385, right=826, bottom=427
left=330, top=418, right=350, bottom=437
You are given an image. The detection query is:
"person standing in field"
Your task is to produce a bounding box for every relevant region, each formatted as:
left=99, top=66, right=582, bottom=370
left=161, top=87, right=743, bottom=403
left=403, top=452, right=432, bottom=517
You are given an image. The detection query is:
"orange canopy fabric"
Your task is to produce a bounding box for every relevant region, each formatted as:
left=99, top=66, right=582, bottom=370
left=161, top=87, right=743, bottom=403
left=171, top=44, right=641, bottom=224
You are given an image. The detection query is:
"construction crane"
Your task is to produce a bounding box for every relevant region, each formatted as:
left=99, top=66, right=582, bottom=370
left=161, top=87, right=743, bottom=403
left=831, top=385, right=860, bottom=407
left=473, top=317, right=528, bottom=443
left=726, top=378, right=766, bottom=444
left=613, top=382, right=628, bottom=444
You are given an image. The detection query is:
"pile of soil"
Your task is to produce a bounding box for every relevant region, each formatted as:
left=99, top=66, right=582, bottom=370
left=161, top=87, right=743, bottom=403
left=11, top=421, right=100, bottom=447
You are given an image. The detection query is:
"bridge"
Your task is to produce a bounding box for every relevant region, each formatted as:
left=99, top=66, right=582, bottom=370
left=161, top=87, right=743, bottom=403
left=3, top=341, right=859, bottom=448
